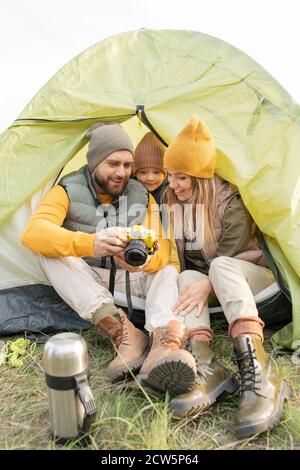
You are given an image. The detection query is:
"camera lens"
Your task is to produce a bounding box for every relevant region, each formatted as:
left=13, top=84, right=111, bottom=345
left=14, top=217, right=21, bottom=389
left=124, top=240, right=148, bottom=266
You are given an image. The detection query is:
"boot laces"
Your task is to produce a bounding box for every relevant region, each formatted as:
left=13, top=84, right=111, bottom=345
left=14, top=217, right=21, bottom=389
left=113, top=315, right=129, bottom=348
left=161, top=331, right=184, bottom=350
left=234, top=349, right=265, bottom=397
left=161, top=336, right=179, bottom=350
left=195, top=366, right=214, bottom=384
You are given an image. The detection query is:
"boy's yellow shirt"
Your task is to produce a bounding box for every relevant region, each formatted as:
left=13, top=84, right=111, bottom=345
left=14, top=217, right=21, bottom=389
left=21, top=185, right=175, bottom=273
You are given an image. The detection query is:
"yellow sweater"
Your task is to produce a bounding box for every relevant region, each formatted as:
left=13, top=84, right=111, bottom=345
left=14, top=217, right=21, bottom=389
left=21, top=185, right=171, bottom=273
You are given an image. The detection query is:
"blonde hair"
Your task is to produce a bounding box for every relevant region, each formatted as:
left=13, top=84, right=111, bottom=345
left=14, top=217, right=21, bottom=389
left=164, top=176, right=217, bottom=250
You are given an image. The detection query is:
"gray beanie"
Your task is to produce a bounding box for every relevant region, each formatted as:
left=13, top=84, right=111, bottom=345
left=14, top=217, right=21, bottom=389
left=86, top=122, right=134, bottom=172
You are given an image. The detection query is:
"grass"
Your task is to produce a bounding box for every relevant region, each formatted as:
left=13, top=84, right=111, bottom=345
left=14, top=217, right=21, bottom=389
left=0, top=322, right=300, bottom=450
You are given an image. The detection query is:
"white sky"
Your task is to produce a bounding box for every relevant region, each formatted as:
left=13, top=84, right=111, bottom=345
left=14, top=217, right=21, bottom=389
left=1, top=0, right=300, bottom=132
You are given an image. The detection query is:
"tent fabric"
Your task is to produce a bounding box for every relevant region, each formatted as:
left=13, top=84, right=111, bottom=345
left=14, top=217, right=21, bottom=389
left=0, top=283, right=290, bottom=336
left=0, top=29, right=299, bottom=348
left=0, top=284, right=91, bottom=335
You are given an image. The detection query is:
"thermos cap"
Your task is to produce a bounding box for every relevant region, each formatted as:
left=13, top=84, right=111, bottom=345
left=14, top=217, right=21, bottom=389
left=43, top=333, right=89, bottom=377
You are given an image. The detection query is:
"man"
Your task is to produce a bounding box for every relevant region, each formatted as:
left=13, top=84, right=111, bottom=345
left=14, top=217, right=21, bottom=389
left=21, top=122, right=196, bottom=389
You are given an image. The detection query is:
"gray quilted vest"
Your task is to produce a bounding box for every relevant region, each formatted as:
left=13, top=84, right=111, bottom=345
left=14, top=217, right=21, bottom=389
left=59, top=165, right=149, bottom=268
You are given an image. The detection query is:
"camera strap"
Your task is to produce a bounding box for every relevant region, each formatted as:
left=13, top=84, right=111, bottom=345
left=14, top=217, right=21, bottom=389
left=108, top=257, right=116, bottom=295
left=109, top=258, right=134, bottom=322
left=125, top=271, right=133, bottom=321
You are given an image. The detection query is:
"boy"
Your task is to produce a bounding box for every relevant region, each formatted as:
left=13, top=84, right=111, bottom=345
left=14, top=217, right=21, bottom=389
left=134, top=132, right=168, bottom=204
left=134, top=131, right=180, bottom=271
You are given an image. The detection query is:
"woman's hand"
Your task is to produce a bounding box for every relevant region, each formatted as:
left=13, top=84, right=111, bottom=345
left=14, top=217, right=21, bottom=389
left=172, top=278, right=212, bottom=317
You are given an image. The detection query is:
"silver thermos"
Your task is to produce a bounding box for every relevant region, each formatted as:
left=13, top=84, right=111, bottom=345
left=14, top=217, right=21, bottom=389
left=43, top=333, right=97, bottom=443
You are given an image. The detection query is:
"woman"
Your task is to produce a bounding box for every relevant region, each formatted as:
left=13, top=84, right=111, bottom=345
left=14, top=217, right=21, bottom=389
left=162, top=116, right=289, bottom=438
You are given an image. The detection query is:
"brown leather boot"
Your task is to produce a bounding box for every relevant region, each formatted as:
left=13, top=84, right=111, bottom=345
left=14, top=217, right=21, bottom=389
left=170, top=340, right=237, bottom=418
left=96, top=309, right=149, bottom=382
left=137, top=320, right=197, bottom=396
left=233, top=334, right=290, bottom=438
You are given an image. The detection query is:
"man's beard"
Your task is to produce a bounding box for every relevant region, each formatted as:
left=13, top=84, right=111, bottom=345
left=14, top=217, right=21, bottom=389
left=93, top=174, right=128, bottom=196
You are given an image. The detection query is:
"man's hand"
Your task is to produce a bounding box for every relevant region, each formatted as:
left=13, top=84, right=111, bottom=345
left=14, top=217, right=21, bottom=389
left=172, top=278, right=213, bottom=317
left=113, top=252, right=152, bottom=273
left=93, top=227, right=128, bottom=257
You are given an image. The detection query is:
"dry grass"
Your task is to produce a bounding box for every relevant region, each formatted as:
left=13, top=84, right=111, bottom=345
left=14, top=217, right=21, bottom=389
left=0, top=323, right=300, bottom=450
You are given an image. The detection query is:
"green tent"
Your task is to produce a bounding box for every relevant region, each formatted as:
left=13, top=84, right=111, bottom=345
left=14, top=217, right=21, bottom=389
left=0, top=29, right=299, bottom=348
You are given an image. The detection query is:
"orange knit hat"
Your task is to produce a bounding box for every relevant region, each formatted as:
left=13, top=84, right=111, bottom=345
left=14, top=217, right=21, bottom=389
left=164, top=116, right=216, bottom=178
left=134, top=132, right=166, bottom=174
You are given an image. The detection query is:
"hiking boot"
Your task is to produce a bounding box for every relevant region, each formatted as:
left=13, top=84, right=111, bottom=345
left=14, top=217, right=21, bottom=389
left=233, top=334, right=290, bottom=438
left=170, top=340, right=237, bottom=418
left=96, top=309, right=149, bottom=382
left=137, top=320, right=197, bottom=396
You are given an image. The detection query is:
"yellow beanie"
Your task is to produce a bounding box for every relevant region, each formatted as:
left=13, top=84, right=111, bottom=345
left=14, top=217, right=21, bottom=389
left=164, top=116, right=216, bottom=178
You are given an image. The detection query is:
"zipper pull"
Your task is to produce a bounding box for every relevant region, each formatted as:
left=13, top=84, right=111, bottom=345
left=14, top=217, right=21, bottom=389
left=137, top=108, right=142, bottom=129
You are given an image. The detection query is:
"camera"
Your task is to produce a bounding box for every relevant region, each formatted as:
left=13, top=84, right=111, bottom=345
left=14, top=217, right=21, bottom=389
left=119, top=225, right=158, bottom=266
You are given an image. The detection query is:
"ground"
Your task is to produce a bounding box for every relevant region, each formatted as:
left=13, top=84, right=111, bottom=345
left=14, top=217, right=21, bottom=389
left=0, top=322, right=299, bottom=450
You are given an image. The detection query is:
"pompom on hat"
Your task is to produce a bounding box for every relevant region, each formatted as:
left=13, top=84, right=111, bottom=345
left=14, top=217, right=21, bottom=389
left=164, top=116, right=216, bottom=178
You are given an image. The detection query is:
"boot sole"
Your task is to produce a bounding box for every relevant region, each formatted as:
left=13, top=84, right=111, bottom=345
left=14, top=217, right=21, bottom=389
left=170, top=376, right=238, bottom=418
left=138, top=360, right=196, bottom=396
left=235, top=381, right=290, bottom=439
left=109, top=351, right=148, bottom=383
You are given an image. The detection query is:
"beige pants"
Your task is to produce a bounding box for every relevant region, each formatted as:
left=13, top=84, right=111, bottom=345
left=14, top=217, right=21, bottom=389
left=39, top=255, right=274, bottom=334
left=178, top=256, right=275, bottom=330
left=39, top=256, right=184, bottom=333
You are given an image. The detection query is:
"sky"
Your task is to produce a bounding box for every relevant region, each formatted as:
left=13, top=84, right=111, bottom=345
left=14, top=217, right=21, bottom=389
left=1, top=0, right=300, bottom=132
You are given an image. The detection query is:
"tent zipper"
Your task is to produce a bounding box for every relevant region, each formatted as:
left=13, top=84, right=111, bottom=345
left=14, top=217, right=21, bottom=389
left=136, top=105, right=168, bottom=146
